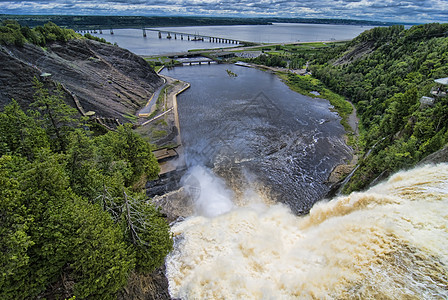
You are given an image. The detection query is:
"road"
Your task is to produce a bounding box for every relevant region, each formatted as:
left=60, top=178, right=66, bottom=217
left=138, top=77, right=167, bottom=116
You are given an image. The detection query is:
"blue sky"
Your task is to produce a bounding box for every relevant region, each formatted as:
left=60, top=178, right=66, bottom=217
left=1, top=0, right=447, bottom=23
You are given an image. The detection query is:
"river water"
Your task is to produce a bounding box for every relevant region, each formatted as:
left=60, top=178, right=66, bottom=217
left=161, top=64, right=352, bottom=214
left=92, top=23, right=374, bottom=55
left=157, top=23, right=374, bottom=44
left=117, top=24, right=447, bottom=299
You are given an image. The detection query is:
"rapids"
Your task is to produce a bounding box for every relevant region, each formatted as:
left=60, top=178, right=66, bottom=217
left=166, top=164, right=448, bottom=299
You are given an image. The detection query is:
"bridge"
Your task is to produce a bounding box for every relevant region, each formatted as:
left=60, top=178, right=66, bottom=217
left=145, top=28, right=248, bottom=45
left=77, top=27, right=252, bottom=47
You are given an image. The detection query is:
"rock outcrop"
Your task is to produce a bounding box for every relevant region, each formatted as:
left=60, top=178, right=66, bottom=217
left=0, top=39, right=163, bottom=121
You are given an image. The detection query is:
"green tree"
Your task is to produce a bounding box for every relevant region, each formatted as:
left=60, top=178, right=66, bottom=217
left=0, top=150, right=135, bottom=299
left=0, top=99, right=50, bottom=160
left=121, top=192, right=173, bottom=273
left=31, top=78, right=82, bottom=152
left=0, top=156, right=34, bottom=299
left=101, top=124, right=159, bottom=187
left=65, top=129, right=103, bottom=200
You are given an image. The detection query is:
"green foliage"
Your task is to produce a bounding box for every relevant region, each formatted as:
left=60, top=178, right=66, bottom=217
left=0, top=151, right=135, bottom=299
left=0, top=82, right=171, bottom=299
left=306, top=23, right=448, bottom=192
left=121, top=192, right=173, bottom=273
left=0, top=20, right=26, bottom=46
left=84, top=32, right=110, bottom=44
left=32, top=78, right=83, bottom=152
left=249, top=53, right=288, bottom=67
left=280, top=73, right=353, bottom=132
left=108, top=124, right=160, bottom=187
left=246, top=23, right=448, bottom=192
left=0, top=155, right=34, bottom=299
left=0, top=99, right=50, bottom=159
left=0, top=20, right=81, bottom=47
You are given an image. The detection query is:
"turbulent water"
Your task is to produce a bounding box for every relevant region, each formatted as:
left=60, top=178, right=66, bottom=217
left=166, top=164, right=448, bottom=299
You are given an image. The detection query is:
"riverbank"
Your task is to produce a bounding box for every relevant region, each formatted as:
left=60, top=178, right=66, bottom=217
left=135, top=74, right=190, bottom=176
left=231, top=61, right=360, bottom=182
left=239, top=63, right=360, bottom=188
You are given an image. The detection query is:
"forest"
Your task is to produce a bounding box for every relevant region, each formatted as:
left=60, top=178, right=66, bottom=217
left=0, top=15, right=397, bottom=31
left=0, top=22, right=172, bottom=299
left=0, top=15, right=272, bottom=30
left=244, top=23, right=448, bottom=192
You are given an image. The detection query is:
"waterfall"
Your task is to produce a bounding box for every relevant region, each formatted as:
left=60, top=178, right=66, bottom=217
left=166, top=163, right=448, bottom=299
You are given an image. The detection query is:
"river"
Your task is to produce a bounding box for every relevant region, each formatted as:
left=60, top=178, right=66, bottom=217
left=92, top=23, right=374, bottom=55
left=109, top=23, right=448, bottom=299
left=161, top=63, right=352, bottom=214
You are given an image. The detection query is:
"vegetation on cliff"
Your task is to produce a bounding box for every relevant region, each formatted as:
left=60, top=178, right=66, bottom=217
left=0, top=81, right=172, bottom=299
left=0, top=19, right=79, bottom=46
left=312, top=23, right=448, bottom=192
left=0, top=19, right=109, bottom=47
left=243, top=23, right=448, bottom=192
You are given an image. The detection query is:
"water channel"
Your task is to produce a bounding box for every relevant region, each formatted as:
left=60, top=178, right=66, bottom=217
left=161, top=64, right=352, bottom=214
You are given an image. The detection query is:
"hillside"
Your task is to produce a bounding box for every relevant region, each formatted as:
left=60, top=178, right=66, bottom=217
left=243, top=23, right=448, bottom=193
left=0, top=21, right=163, bottom=123
left=0, top=21, right=171, bottom=300
left=310, top=24, right=448, bottom=192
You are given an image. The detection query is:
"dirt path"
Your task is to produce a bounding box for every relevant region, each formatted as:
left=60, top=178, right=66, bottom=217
left=347, top=101, right=359, bottom=136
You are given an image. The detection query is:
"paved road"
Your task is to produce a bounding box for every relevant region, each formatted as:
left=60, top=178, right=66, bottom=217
left=138, top=77, right=167, bottom=116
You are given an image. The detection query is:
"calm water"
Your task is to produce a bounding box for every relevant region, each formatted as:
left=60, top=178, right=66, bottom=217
left=92, top=23, right=373, bottom=55
left=158, top=23, right=374, bottom=43
left=91, top=28, right=231, bottom=55
left=161, top=64, right=352, bottom=213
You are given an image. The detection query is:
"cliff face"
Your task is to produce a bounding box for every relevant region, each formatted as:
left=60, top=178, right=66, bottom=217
left=0, top=39, right=163, bottom=121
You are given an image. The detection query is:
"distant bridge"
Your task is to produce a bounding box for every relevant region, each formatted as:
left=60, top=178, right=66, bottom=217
left=77, top=27, right=252, bottom=46
left=145, top=28, right=249, bottom=45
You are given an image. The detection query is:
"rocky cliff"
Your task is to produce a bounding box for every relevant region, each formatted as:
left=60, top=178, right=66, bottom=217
left=0, top=38, right=163, bottom=121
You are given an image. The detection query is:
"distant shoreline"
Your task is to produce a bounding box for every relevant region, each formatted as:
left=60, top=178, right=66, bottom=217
left=0, top=14, right=409, bottom=31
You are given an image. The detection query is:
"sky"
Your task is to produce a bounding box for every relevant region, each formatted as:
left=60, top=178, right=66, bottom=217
left=1, top=0, right=447, bottom=24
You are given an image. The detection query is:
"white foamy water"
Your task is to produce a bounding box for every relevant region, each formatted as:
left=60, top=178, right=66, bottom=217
left=166, top=164, right=448, bottom=299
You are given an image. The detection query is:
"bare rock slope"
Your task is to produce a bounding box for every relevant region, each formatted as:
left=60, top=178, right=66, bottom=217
left=0, top=39, right=162, bottom=121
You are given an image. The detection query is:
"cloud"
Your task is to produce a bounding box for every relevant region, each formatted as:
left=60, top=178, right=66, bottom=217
left=0, top=0, right=447, bottom=23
